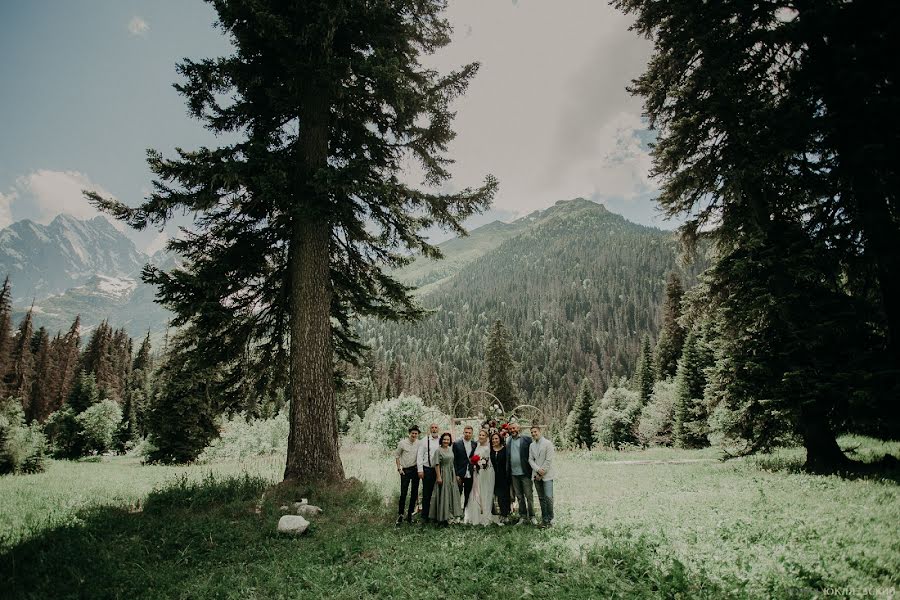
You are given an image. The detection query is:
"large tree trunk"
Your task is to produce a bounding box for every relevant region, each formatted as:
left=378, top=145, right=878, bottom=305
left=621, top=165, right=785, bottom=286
left=799, top=406, right=851, bottom=473
left=283, top=87, right=345, bottom=484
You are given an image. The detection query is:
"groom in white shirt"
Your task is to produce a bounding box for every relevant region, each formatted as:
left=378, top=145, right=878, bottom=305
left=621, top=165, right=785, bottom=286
left=417, top=423, right=441, bottom=523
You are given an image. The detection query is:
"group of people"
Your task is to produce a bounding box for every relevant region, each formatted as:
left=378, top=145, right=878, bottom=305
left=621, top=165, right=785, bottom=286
left=394, top=421, right=556, bottom=528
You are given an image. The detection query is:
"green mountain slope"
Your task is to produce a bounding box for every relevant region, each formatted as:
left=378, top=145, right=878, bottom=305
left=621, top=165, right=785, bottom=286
left=356, top=198, right=695, bottom=421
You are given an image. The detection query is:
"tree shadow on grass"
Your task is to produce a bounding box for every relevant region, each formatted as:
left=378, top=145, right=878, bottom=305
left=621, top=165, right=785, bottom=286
left=751, top=449, right=900, bottom=485
left=0, top=473, right=782, bottom=599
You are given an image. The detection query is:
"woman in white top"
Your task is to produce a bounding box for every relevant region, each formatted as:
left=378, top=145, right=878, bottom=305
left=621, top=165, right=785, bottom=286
left=463, top=429, right=499, bottom=526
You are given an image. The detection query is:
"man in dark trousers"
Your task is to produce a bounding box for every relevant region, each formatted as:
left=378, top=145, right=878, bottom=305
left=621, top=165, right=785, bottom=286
left=394, top=425, right=420, bottom=525
left=506, top=421, right=535, bottom=523
left=452, top=425, right=477, bottom=508
left=417, top=423, right=441, bottom=523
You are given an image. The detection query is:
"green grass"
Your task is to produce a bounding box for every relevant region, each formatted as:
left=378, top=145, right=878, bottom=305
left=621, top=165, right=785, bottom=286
left=2, top=438, right=898, bottom=599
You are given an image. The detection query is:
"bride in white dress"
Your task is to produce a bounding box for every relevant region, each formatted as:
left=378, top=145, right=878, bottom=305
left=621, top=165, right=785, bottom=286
left=464, top=429, right=499, bottom=526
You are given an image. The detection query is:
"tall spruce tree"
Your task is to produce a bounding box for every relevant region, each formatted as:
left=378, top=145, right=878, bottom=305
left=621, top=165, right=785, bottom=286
left=0, top=277, right=12, bottom=388
left=654, top=273, right=686, bottom=380
left=673, top=330, right=710, bottom=448
left=27, top=327, right=52, bottom=423
left=565, top=378, right=597, bottom=449
left=614, top=0, right=897, bottom=469
left=485, top=320, right=516, bottom=409
left=51, top=316, right=81, bottom=413
left=634, top=335, right=654, bottom=405
left=89, top=0, right=495, bottom=483
left=4, top=307, right=35, bottom=404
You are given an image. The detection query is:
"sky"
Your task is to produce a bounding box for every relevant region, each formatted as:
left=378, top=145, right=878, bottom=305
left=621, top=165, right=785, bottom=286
left=0, top=0, right=668, bottom=253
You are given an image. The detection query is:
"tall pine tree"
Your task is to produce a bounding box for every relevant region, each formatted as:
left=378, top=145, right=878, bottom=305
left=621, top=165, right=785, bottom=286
left=27, top=327, right=52, bottom=423
left=0, top=277, right=13, bottom=385
left=634, top=335, right=654, bottom=405
left=4, top=307, right=35, bottom=404
left=654, top=273, right=686, bottom=380
left=565, top=378, right=597, bottom=449
left=615, top=0, right=897, bottom=469
left=673, top=330, right=710, bottom=448
left=89, top=0, right=496, bottom=483
left=485, top=320, right=516, bottom=409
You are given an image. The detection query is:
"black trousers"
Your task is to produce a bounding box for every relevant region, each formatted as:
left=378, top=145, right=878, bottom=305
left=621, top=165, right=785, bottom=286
left=420, top=467, right=437, bottom=520
left=398, top=466, right=419, bottom=516
left=495, top=480, right=511, bottom=517
left=458, top=476, right=473, bottom=508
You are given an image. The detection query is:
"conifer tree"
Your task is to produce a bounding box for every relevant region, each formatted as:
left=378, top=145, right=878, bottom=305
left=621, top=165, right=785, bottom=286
left=654, top=273, right=685, bottom=380
left=614, top=0, right=898, bottom=468
left=145, top=329, right=219, bottom=464
left=67, top=370, right=102, bottom=414
left=89, top=0, right=496, bottom=483
left=27, top=327, right=52, bottom=423
left=0, top=277, right=12, bottom=389
left=4, top=307, right=35, bottom=404
left=634, top=335, right=654, bottom=405
left=485, top=320, right=516, bottom=408
left=51, top=316, right=81, bottom=413
left=565, top=378, right=597, bottom=449
left=673, top=330, right=710, bottom=448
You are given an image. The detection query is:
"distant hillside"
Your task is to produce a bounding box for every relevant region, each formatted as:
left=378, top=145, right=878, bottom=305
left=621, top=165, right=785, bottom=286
left=356, top=198, right=700, bottom=420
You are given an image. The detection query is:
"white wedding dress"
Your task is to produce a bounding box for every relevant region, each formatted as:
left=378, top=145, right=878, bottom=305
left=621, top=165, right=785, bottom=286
left=464, top=444, right=499, bottom=526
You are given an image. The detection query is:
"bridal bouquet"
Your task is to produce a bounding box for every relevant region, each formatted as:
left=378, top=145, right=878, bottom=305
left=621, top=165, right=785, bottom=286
left=470, top=454, right=489, bottom=471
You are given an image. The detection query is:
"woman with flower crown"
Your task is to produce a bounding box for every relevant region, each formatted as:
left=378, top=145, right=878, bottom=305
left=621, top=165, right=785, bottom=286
left=463, top=429, right=499, bottom=525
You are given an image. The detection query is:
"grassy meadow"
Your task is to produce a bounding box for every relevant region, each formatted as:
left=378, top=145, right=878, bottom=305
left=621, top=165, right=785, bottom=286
left=1, top=437, right=898, bottom=599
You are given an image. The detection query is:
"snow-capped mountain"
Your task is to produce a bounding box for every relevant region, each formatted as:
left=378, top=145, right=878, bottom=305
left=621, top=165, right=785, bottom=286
left=0, top=214, right=146, bottom=302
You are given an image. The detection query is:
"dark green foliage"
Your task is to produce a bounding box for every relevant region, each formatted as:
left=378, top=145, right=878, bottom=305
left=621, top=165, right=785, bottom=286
left=635, top=335, right=655, bottom=405
left=0, top=277, right=12, bottom=381
left=484, top=320, right=516, bottom=408
left=3, top=307, right=34, bottom=403
left=87, top=0, right=496, bottom=483
left=27, top=328, right=52, bottom=423
left=565, top=379, right=597, bottom=449
left=67, top=370, right=102, bottom=415
left=673, top=330, right=711, bottom=448
left=145, top=330, right=220, bottom=464
left=654, top=273, right=685, bottom=380
left=43, top=407, right=82, bottom=459
left=615, top=0, right=898, bottom=468
left=0, top=397, right=47, bottom=475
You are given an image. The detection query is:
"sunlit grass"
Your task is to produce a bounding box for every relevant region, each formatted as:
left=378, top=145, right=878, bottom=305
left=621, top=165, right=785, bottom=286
left=1, top=437, right=898, bottom=598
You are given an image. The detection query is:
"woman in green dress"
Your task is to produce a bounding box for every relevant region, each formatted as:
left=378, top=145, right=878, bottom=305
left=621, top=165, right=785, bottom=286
left=430, top=432, right=463, bottom=526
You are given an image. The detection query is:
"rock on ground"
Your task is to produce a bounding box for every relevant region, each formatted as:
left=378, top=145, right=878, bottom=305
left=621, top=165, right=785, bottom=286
left=277, top=515, right=310, bottom=535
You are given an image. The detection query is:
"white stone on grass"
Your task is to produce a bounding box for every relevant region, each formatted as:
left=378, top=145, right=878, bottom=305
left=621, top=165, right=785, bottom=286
left=295, top=504, right=323, bottom=518
left=277, top=515, right=310, bottom=535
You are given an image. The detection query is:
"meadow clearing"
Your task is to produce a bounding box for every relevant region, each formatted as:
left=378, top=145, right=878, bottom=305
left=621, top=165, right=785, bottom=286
left=1, top=437, right=898, bottom=599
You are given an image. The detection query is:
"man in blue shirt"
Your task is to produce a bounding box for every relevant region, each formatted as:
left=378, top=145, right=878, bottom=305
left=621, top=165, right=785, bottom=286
left=506, top=421, right=535, bottom=523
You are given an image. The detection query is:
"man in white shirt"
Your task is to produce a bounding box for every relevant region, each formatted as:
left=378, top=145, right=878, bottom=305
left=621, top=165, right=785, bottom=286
left=528, top=425, right=556, bottom=527
left=394, top=425, right=420, bottom=525
left=417, top=423, right=441, bottom=523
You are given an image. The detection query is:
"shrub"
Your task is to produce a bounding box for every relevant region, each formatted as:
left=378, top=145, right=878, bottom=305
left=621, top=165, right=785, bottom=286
left=0, top=398, right=48, bottom=475
left=198, top=412, right=289, bottom=463
left=76, top=399, right=122, bottom=454
left=637, top=379, right=677, bottom=446
left=359, top=395, right=451, bottom=451
left=44, top=407, right=83, bottom=459
left=593, top=386, right=641, bottom=449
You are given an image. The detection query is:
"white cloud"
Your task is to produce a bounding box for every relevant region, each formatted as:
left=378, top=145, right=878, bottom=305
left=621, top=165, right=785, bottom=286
left=407, top=0, right=658, bottom=224
left=9, top=169, right=126, bottom=231
left=128, top=16, right=149, bottom=37
left=0, top=190, right=15, bottom=229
